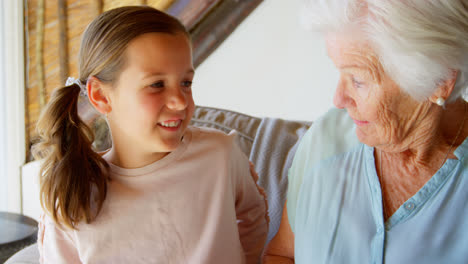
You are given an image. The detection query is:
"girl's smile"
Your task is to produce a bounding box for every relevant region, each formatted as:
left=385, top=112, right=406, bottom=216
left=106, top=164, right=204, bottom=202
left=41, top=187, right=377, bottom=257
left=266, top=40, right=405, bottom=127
left=158, top=119, right=183, bottom=128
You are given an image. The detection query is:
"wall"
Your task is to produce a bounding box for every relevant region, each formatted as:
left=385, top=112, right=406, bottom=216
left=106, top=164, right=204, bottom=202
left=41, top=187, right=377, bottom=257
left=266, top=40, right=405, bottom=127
left=193, top=0, right=338, bottom=122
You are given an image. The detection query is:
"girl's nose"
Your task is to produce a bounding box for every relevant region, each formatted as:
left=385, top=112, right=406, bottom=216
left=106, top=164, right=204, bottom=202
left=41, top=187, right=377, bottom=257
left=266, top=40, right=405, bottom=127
left=166, top=88, right=188, bottom=110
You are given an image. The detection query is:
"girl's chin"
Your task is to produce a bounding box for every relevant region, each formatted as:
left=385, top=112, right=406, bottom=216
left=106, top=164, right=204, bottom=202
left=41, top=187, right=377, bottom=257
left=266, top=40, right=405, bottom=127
left=159, top=137, right=184, bottom=150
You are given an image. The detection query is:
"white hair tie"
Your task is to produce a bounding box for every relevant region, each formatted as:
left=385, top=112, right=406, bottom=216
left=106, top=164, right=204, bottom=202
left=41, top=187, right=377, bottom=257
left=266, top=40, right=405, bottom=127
left=65, top=77, right=87, bottom=96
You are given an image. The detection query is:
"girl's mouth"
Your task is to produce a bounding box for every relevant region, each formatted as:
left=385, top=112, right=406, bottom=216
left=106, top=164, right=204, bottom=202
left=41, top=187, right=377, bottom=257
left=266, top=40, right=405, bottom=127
left=158, top=119, right=182, bottom=129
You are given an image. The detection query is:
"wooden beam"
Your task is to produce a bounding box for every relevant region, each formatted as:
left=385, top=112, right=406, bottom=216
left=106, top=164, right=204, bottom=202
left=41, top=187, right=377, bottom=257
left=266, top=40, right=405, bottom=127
left=36, top=0, right=46, bottom=108
left=149, top=0, right=176, bottom=11
left=92, top=0, right=103, bottom=17
left=167, top=0, right=219, bottom=30
left=58, top=0, right=69, bottom=85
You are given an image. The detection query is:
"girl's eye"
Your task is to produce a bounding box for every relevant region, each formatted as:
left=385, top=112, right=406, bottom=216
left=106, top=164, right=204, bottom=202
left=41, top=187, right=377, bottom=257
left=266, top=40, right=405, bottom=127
left=181, top=81, right=192, bottom=91
left=181, top=80, right=192, bottom=87
left=150, top=81, right=164, bottom=89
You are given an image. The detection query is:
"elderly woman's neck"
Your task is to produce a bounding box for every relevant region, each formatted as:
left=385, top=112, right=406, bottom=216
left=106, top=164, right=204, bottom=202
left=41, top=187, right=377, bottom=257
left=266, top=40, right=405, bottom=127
left=416, top=99, right=468, bottom=161
left=395, top=99, right=467, bottom=165
left=376, top=100, right=467, bottom=220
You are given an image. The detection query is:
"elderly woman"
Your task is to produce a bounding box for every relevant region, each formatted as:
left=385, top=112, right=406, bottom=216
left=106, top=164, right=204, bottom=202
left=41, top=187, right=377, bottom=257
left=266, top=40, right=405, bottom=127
left=263, top=0, right=468, bottom=263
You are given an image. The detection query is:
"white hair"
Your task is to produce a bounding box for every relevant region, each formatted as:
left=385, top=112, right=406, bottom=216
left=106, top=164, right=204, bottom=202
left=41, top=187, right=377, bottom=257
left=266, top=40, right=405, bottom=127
left=301, top=0, right=468, bottom=102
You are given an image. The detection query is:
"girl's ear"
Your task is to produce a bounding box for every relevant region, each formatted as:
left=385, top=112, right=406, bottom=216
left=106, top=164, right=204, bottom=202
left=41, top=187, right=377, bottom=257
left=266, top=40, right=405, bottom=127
left=429, top=70, right=458, bottom=104
left=87, top=76, right=112, bottom=114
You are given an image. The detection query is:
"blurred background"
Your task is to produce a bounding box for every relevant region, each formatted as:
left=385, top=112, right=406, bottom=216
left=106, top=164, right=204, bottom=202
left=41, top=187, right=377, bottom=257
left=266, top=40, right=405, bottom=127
left=0, top=0, right=337, bottom=219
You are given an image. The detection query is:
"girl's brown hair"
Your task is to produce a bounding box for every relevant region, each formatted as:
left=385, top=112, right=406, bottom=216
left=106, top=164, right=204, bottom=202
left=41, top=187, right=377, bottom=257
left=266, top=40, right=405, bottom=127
left=33, top=6, right=189, bottom=229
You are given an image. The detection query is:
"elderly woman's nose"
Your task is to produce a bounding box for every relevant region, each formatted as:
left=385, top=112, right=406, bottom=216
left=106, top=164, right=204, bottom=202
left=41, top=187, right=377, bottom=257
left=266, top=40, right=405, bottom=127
left=333, top=77, right=352, bottom=109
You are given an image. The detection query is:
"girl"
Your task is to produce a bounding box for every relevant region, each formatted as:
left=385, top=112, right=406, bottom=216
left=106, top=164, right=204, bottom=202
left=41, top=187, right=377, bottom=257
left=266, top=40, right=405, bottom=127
left=34, top=6, right=268, bottom=264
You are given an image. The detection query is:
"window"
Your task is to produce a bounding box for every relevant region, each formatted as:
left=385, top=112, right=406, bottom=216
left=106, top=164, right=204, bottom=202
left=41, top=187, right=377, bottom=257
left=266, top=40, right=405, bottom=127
left=0, top=0, right=26, bottom=212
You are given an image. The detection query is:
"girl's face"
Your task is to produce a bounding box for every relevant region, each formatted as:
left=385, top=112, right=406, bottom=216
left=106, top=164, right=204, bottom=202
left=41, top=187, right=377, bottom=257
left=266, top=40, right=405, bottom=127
left=106, top=32, right=195, bottom=168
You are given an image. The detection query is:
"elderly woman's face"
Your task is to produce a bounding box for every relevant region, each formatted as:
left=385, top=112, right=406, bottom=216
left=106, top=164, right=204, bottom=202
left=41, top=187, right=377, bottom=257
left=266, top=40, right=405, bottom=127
left=326, top=34, right=427, bottom=148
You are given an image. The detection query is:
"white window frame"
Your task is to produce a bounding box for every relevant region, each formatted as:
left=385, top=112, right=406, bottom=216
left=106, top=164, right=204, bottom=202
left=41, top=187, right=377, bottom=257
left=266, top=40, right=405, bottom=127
left=0, top=0, right=26, bottom=213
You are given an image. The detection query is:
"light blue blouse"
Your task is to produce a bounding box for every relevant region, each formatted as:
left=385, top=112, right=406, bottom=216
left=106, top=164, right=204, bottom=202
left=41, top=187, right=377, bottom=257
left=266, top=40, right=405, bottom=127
left=287, top=108, right=468, bottom=264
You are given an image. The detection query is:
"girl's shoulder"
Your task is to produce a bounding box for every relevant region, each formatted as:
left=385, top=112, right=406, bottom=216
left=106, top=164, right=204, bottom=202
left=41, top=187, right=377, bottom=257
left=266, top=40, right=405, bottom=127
left=189, top=126, right=238, bottom=145
left=188, top=126, right=246, bottom=157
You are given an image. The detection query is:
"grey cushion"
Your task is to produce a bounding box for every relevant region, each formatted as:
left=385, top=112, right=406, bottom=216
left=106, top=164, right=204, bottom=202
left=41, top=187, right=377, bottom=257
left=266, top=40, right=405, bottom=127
left=250, top=117, right=310, bottom=243
left=191, top=106, right=261, bottom=156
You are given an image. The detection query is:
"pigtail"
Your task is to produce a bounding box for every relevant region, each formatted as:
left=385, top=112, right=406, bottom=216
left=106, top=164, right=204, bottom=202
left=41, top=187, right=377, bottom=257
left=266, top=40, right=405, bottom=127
left=32, top=84, right=109, bottom=229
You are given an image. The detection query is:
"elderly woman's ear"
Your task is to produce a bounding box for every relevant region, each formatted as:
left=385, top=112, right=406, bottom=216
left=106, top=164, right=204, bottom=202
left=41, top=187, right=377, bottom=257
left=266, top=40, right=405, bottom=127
left=429, top=70, right=459, bottom=106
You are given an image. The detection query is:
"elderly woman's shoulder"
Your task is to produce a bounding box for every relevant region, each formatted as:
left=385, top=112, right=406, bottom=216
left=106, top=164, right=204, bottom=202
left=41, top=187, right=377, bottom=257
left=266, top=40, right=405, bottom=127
left=312, top=108, right=356, bottom=138
left=295, top=108, right=361, bottom=167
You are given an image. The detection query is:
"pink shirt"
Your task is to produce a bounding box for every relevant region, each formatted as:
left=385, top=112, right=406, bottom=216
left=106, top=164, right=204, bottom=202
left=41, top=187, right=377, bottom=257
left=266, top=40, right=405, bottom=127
left=38, top=127, right=268, bottom=264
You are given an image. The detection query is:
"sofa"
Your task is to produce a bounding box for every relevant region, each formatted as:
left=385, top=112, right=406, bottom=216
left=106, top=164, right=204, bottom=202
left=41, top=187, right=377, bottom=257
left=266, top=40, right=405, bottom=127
left=6, top=105, right=311, bottom=263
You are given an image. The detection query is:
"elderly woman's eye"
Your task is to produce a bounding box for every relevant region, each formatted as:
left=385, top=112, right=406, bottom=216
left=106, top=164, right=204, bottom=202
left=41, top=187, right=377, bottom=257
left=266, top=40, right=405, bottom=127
left=351, top=76, right=365, bottom=88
